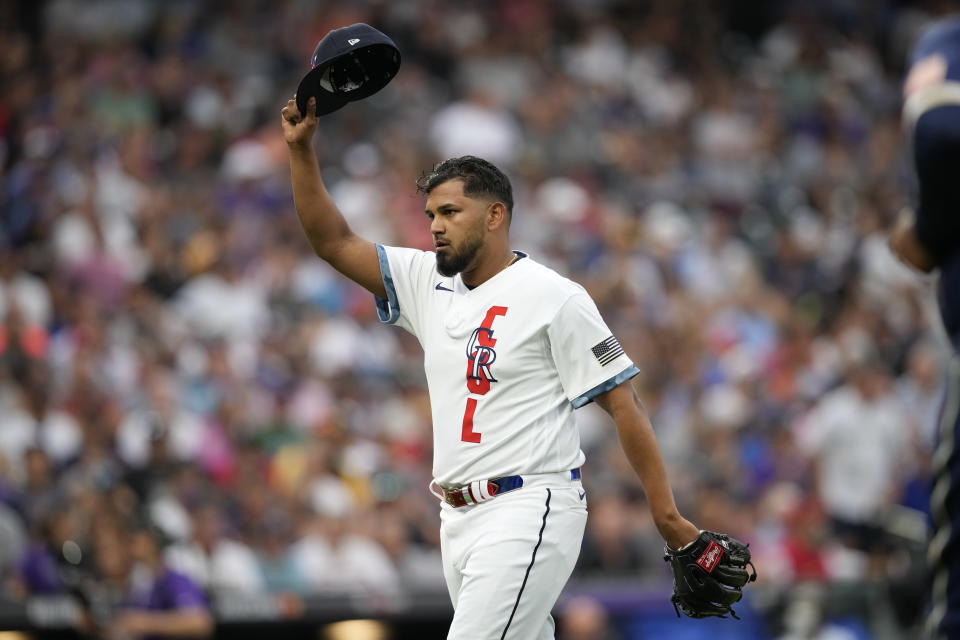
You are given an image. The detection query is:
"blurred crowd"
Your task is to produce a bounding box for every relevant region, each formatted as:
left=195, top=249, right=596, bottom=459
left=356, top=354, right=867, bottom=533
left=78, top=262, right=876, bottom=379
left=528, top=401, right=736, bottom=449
left=0, top=0, right=951, bottom=636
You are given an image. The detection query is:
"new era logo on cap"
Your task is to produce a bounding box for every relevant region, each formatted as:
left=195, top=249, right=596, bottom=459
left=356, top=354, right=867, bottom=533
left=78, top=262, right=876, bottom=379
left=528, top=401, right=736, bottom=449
left=348, top=38, right=360, bottom=45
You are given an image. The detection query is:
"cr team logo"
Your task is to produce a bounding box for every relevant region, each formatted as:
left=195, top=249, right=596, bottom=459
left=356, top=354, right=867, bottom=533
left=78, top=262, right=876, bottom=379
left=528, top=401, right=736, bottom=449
left=466, top=327, right=497, bottom=385
left=465, top=306, right=507, bottom=396
left=460, top=305, right=508, bottom=443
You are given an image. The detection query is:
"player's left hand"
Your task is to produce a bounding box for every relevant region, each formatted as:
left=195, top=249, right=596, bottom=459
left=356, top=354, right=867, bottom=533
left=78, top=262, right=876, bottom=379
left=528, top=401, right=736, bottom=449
left=664, top=530, right=757, bottom=620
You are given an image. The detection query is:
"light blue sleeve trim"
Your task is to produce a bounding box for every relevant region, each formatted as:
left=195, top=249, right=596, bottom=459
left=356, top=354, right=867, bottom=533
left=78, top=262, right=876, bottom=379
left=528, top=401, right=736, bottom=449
left=571, top=364, right=641, bottom=409
left=374, top=244, right=400, bottom=324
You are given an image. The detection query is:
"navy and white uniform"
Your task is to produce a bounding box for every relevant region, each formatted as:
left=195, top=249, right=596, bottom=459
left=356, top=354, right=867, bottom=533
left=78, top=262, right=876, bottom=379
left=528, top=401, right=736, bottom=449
left=905, top=15, right=960, bottom=640
left=374, top=245, right=638, bottom=639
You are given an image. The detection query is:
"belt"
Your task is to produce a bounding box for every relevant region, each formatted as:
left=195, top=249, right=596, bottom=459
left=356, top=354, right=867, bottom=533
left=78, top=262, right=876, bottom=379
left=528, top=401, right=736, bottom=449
left=433, top=469, right=581, bottom=508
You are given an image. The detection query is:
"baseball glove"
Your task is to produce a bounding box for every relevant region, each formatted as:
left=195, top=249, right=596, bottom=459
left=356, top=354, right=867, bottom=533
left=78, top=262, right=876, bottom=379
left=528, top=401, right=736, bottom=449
left=663, top=530, right=757, bottom=620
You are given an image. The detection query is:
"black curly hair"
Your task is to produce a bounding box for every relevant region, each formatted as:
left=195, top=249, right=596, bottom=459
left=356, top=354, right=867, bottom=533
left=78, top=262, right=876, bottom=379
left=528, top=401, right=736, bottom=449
left=416, top=156, right=513, bottom=216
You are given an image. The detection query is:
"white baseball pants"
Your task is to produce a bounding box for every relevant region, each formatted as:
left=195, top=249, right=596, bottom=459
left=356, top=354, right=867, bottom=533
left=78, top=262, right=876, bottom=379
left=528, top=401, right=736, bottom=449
left=439, top=474, right=588, bottom=640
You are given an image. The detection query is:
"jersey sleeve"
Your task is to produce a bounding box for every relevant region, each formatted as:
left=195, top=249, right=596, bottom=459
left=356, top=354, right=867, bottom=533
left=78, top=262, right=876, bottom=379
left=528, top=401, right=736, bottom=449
left=547, top=292, right=640, bottom=408
left=373, top=244, right=433, bottom=336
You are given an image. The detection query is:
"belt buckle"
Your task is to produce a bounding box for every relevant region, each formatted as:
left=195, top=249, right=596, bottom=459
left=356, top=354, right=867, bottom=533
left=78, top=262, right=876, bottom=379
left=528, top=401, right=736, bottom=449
left=444, top=488, right=461, bottom=507
left=443, top=485, right=469, bottom=508
left=446, top=479, right=501, bottom=508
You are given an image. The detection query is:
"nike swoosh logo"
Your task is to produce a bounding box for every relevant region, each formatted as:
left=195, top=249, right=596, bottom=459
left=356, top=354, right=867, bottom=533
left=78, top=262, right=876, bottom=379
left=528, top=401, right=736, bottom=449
left=435, top=283, right=453, bottom=292
left=578, top=491, right=586, bottom=500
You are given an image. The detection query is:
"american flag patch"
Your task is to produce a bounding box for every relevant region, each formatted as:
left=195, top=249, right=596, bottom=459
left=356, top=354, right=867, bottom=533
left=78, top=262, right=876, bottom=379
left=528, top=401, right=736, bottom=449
left=591, top=335, right=624, bottom=366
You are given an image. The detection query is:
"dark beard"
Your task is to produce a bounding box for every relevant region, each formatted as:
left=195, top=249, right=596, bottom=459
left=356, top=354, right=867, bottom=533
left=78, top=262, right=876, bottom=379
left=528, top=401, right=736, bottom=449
left=436, top=233, right=483, bottom=277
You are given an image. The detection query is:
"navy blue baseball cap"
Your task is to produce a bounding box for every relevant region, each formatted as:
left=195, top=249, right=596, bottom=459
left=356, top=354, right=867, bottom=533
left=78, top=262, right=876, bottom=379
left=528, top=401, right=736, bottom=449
left=296, top=23, right=401, bottom=117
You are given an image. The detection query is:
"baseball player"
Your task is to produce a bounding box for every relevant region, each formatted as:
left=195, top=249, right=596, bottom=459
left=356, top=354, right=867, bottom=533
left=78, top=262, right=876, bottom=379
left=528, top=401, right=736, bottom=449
left=281, top=95, right=703, bottom=639
left=890, top=13, right=960, bottom=640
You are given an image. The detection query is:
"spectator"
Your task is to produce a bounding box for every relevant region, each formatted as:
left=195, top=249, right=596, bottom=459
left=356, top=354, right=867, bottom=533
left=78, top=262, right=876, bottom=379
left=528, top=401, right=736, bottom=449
left=576, top=493, right=651, bottom=575
left=559, top=595, right=624, bottom=640
left=164, top=504, right=264, bottom=597
left=14, top=505, right=82, bottom=597
left=796, top=356, right=910, bottom=565
left=92, top=524, right=213, bottom=640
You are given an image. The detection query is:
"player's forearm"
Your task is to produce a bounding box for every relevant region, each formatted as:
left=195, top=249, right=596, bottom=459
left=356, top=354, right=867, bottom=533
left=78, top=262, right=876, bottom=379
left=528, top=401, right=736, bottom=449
left=615, top=409, right=687, bottom=539
left=287, top=142, right=354, bottom=260
left=597, top=385, right=697, bottom=549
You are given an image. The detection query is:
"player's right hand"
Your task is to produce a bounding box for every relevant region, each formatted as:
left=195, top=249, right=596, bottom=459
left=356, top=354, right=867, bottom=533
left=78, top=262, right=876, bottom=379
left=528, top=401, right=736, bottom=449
left=281, top=95, right=318, bottom=147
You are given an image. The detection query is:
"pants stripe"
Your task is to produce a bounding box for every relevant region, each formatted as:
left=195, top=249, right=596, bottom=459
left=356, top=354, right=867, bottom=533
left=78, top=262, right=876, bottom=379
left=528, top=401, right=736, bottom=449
left=500, top=488, right=551, bottom=640
left=926, top=353, right=960, bottom=639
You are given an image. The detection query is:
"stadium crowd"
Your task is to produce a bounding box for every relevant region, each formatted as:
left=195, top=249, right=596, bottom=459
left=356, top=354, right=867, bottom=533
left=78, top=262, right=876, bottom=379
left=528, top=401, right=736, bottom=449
left=0, top=0, right=949, bottom=636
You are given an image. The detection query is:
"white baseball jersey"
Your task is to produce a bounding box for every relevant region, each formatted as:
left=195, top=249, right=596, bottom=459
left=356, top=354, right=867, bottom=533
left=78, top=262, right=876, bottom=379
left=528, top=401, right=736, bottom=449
left=374, top=245, right=639, bottom=486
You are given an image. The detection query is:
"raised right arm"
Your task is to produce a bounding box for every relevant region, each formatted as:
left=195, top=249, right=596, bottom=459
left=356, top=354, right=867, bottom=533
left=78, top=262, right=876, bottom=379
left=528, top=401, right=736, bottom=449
left=281, top=96, right=387, bottom=298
